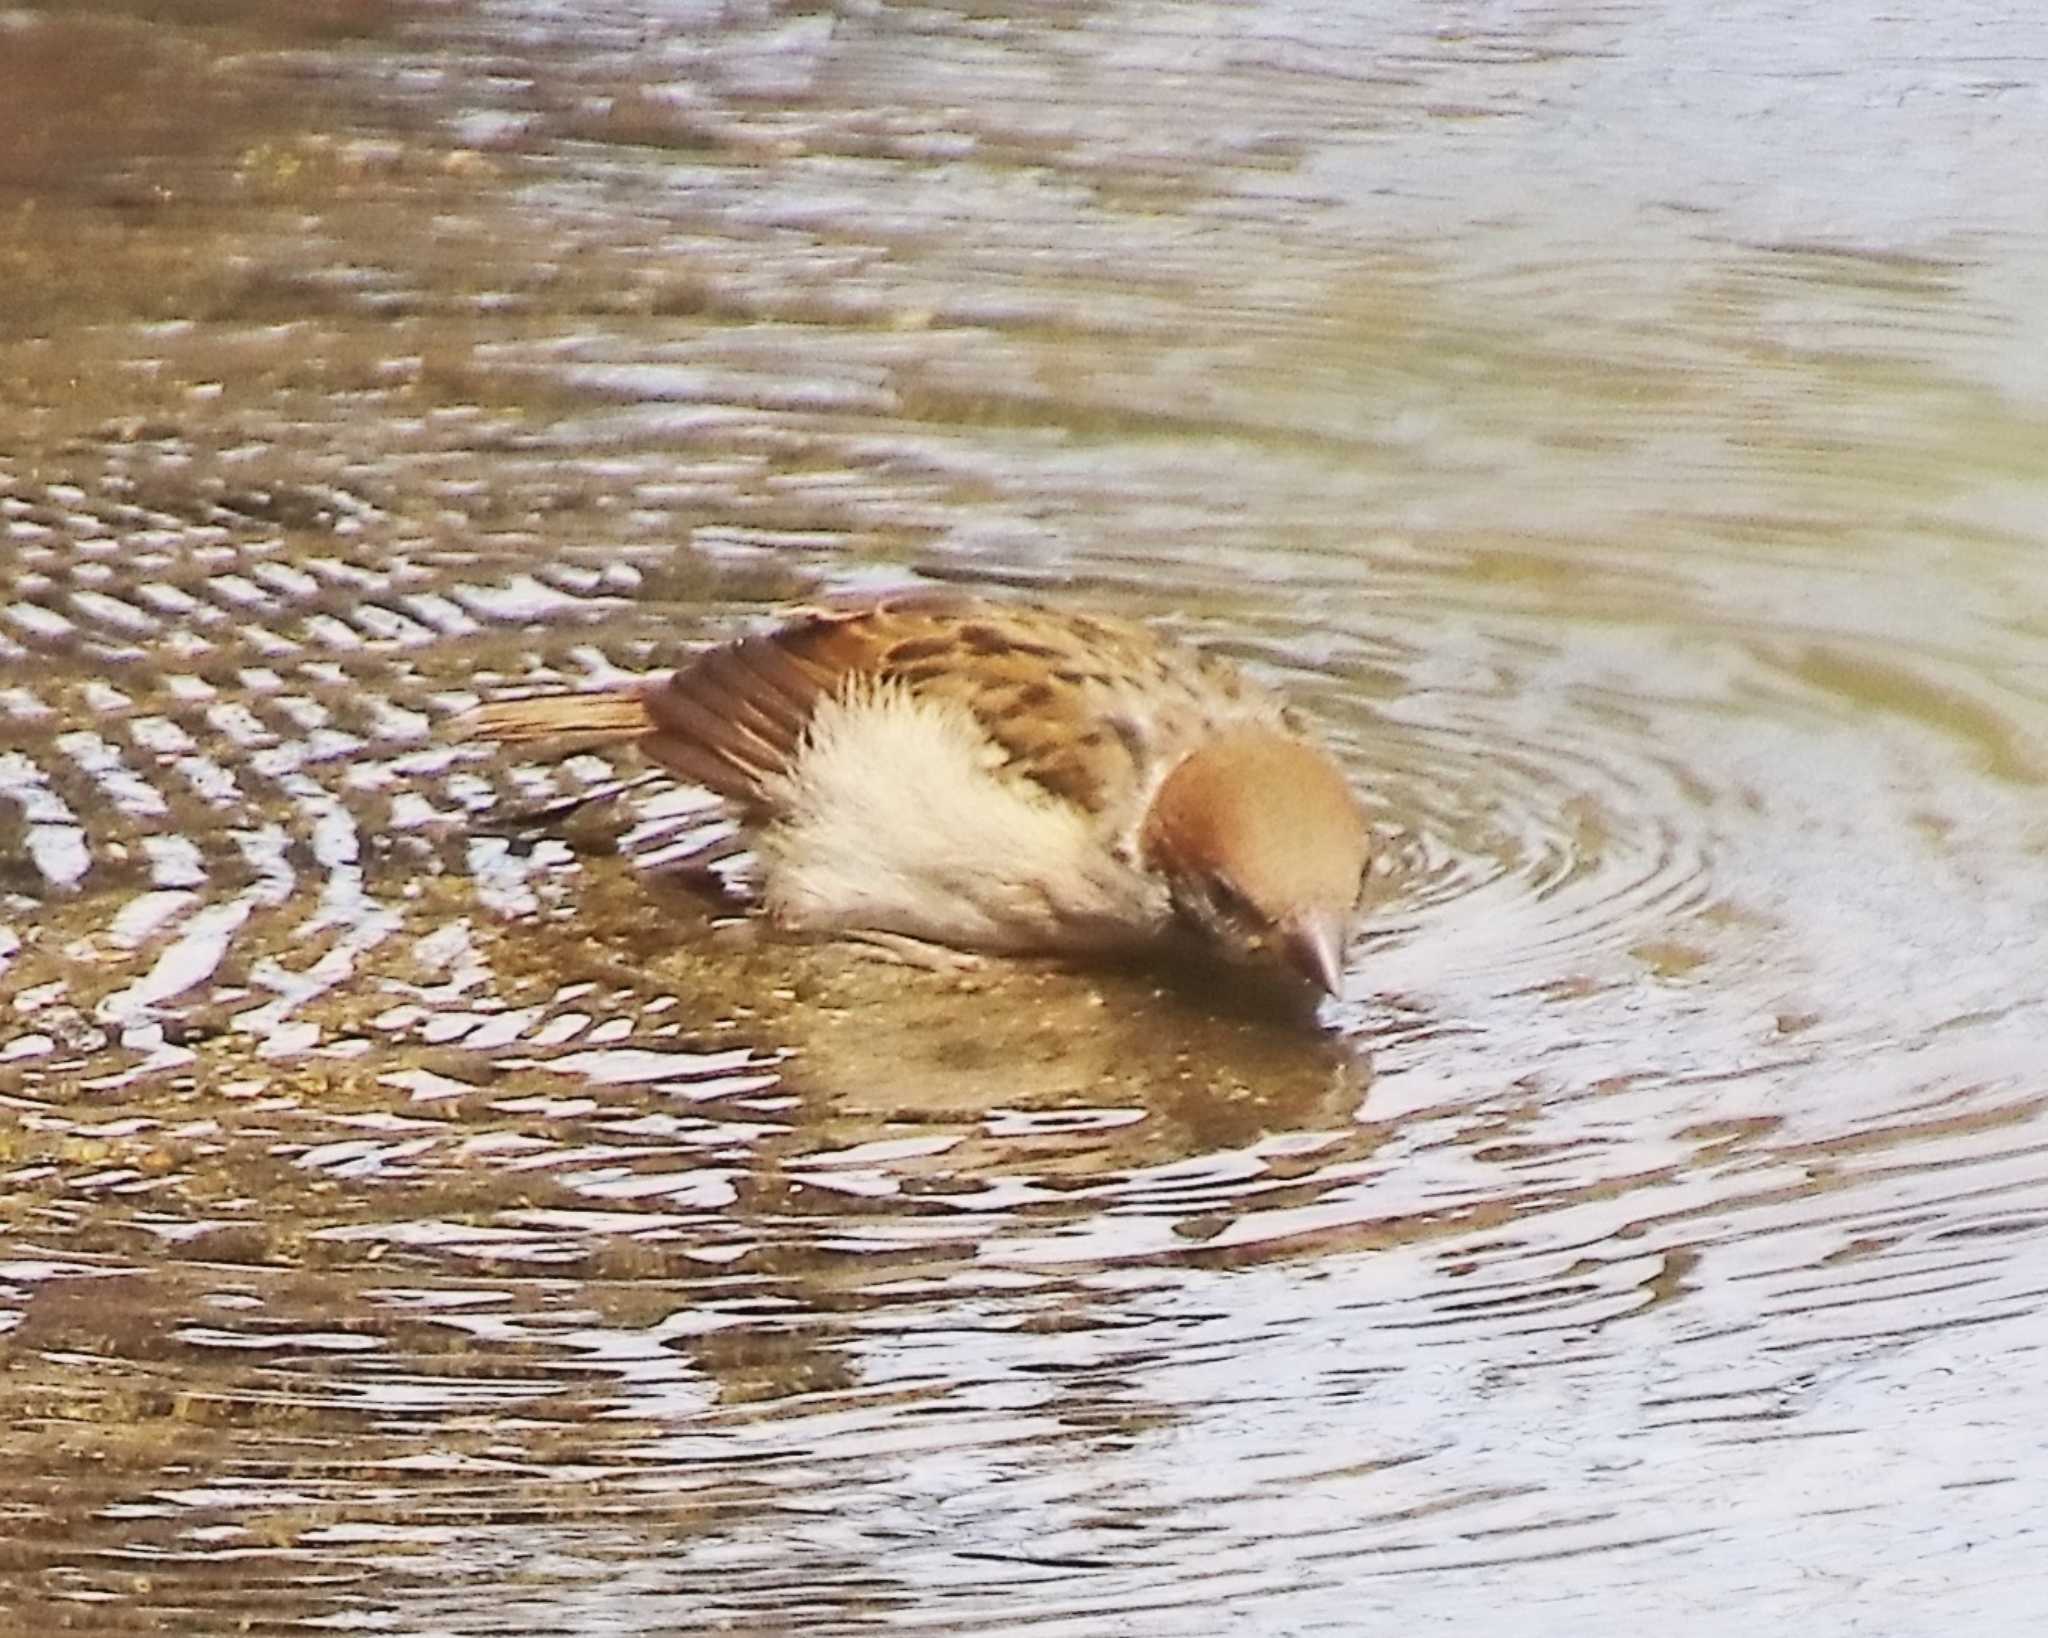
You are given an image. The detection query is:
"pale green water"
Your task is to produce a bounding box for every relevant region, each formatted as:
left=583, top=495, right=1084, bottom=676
left=2, top=2, right=2046, bottom=1633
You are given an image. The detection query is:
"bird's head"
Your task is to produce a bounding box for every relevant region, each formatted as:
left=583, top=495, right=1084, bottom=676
left=1138, top=728, right=1369, bottom=997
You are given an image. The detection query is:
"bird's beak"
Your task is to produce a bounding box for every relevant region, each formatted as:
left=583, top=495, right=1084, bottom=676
left=1281, top=909, right=1349, bottom=997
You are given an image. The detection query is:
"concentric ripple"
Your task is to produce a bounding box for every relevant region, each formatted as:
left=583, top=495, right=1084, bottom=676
left=1352, top=662, right=1717, bottom=990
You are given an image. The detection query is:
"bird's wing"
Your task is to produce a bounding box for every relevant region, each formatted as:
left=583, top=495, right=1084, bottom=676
left=640, top=593, right=1274, bottom=815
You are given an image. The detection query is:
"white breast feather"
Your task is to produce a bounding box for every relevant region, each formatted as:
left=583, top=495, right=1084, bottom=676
left=757, top=679, right=1167, bottom=952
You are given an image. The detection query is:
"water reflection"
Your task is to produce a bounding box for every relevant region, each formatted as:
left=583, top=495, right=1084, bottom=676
left=2, top=0, right=2047, bottom=1631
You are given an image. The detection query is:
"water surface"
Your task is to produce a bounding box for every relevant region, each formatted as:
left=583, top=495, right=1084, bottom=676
left=2, top=1, right=2046, bottom=1632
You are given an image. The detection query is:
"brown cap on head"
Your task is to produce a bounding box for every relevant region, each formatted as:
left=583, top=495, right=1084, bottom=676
left=1140, top=727, right=1368, bottom=992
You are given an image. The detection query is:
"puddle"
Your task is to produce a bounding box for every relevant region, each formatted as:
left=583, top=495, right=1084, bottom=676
left=3, top=0, right=2047, bottom=1632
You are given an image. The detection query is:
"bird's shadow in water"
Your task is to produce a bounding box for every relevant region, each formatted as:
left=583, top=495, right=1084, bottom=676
left=693, top=917, right=1374, bottom=1159
left=475, top=841, right=1376, bottom=1165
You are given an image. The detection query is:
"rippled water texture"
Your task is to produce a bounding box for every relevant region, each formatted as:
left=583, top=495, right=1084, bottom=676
left=3, top=1, right=2047, bottom=1632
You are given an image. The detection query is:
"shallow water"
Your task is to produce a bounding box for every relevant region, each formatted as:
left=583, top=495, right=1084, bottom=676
left=3, top=2, right=2047, bottom=1632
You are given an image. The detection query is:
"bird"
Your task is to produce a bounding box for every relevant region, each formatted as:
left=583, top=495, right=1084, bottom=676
left=455, top=592, right=1370, bottom=996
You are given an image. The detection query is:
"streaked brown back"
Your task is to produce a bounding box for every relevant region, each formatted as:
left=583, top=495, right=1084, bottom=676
left=640, top=592, right=1278, bottom=815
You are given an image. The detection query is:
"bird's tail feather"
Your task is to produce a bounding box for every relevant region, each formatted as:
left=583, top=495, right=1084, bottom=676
left=453, top=686, right=650, bottom=748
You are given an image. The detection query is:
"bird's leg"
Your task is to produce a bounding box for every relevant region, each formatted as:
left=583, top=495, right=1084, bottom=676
left=834, top=930, right=988, bottom=973
left=641, top=832, right=748, bottom=894
left=478, top=771, right=666, bottom=834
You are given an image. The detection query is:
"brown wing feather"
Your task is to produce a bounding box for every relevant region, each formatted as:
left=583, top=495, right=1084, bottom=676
left=640, top=627, right=832, bottom=801
left=638, top=593, right=1272, bottom=817
left=456, top=594, right=1282, bottom=820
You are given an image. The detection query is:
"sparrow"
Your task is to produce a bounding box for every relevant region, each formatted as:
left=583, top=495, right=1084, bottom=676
left=456, top=593, right=1370, bottom=995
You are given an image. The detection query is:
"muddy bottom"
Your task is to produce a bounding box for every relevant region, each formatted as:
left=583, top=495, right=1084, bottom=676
left=3, top=2, right=2047, bottom=1634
